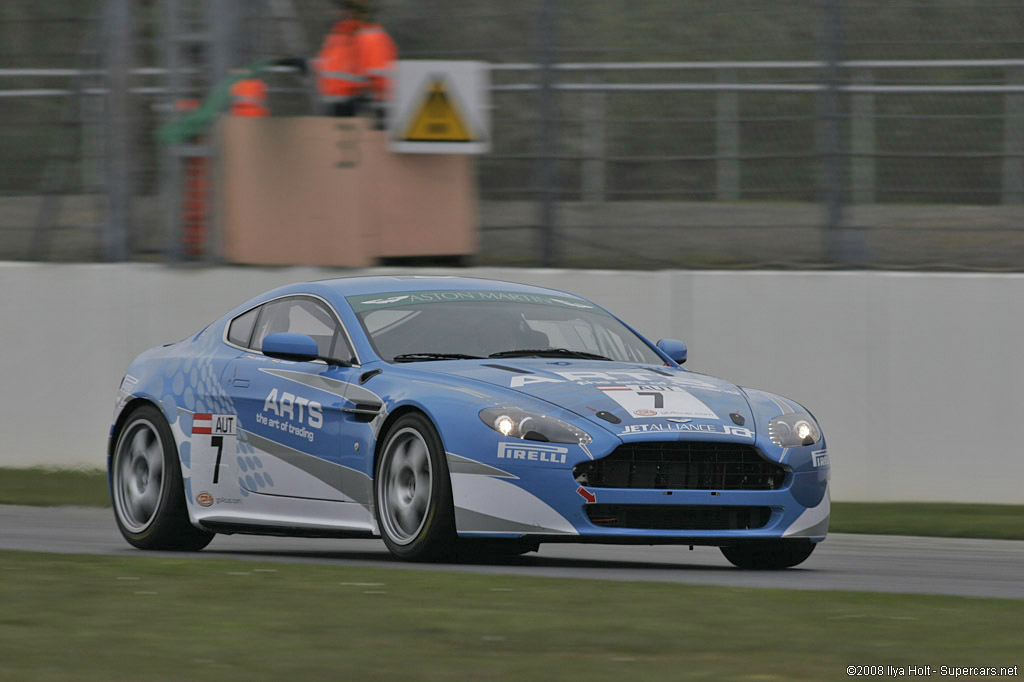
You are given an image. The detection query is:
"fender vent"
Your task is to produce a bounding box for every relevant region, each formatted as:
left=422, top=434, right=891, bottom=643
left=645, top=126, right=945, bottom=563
left=344, top=402, right=382, bottom=423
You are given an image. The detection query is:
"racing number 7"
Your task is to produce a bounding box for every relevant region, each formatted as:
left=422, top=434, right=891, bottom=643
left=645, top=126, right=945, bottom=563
left=211, top=436, right=223, bottom=484
left=637, top=391, right=664, bottom=409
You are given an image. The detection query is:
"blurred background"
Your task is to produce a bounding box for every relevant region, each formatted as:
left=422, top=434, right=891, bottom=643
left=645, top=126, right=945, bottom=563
left=2, top=0, right=1024, bottom=269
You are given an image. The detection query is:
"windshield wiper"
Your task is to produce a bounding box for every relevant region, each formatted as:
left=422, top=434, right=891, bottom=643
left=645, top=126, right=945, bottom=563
left=488, top=348, right=612, bottom=361
left=392, top=352, right=483, bottom=363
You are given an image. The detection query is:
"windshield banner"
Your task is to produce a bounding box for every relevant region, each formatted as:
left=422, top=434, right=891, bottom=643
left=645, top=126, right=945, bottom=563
left=347, top=290, right=610, bottom=315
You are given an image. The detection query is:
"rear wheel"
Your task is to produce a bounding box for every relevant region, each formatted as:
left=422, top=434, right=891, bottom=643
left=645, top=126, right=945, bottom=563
left=111, top=405, right=214, bottom=551
left=720, top=539, right=816, bottom=570
left=374, top=413, right=457, bottom=562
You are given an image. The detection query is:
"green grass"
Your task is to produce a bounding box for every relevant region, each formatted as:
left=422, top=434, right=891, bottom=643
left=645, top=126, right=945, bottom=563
left=830, top=502, right=1024, bottom=541
left=0, top=550, right=1020, bottom=682
left=0, top=467, right=110, bottom=508
left=3, top=468, right=1024, bottom=540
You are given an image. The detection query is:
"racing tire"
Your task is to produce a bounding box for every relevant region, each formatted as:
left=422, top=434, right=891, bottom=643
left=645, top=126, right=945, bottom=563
left=374, top=413, right=457, bottom=562
left=110, top=405, right=215, bottom=552
left=720, top=539, right=816, bottom=570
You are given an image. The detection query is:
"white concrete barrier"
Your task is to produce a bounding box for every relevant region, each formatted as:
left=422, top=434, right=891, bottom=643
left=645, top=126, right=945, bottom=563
left=1, top=262, right=1020, bottom=504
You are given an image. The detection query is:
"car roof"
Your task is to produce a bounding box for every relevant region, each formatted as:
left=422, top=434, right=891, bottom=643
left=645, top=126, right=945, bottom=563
left=224, top=275, right=598, bottom=323
left=301, top=275, right=587, bottom=300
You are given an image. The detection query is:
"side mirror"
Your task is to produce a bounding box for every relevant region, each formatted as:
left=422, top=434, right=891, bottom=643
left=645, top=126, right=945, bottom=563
left=262, top=333, right=320, bottom=363
left=657, top=339, right=687, bottom=364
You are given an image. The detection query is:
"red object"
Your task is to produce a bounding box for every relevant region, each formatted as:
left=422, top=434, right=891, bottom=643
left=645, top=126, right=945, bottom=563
left=230, top=78, right=269, bottom=117
left=181, top=155, right=208, bottom=258
left=192, top=413, right=212, bottom=435
left=316, top=19, right=397, bottom=102
left=576, top=486, right=596, bottom=504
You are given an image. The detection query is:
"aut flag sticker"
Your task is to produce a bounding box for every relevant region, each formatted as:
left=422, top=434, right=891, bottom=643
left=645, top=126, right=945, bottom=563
left=192, top=413, right=236, bottom=436
left=403, top=77, right=473, bottom=142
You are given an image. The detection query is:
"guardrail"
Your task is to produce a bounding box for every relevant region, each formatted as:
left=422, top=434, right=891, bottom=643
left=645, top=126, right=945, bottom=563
left=3, top=59, right=1024, bottom=265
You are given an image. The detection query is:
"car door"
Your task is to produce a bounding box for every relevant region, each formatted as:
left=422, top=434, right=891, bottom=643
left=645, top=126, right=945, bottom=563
left=222, top=295, right=365, bottom=503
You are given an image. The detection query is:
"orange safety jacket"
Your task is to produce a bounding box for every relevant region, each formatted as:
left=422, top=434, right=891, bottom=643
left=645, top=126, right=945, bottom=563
left=316, top=19, right=397, bottom=104
left=229, top=78, right=269, bottom=117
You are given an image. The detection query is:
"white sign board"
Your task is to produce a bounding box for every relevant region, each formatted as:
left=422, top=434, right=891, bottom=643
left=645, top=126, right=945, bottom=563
left=389, top=60, right=490, bottom=154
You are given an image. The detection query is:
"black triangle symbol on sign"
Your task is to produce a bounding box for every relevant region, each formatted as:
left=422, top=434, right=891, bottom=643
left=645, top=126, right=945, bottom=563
left=403, top=77, right=473, bottom=142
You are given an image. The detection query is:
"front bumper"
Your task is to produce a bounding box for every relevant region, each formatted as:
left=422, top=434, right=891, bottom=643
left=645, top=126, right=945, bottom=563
left=450, top=463, right=830, bottom=544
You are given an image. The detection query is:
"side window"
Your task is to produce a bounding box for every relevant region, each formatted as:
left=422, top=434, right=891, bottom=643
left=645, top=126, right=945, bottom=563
left=250, top=297, right=355, bottom=363
left=227, top=307, right=260, bottom=348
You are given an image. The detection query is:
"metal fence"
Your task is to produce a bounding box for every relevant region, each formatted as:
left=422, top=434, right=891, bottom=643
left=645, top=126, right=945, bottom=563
left=2, top=0, right=1024, bottom=269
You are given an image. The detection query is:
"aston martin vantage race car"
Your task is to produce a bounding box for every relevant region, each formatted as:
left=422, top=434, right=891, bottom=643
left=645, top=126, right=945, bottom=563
left=109, top=275, right=829, bottom=569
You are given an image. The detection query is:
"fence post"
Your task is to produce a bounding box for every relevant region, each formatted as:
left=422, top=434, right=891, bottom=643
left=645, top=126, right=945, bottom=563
left=582, top=89, right=606, bottom=202
left=104, top=0, right=134, bottom=261
left=160, top=0, right=183, bottom=261
left=716, top=68, right=740, bottom=201
left=1003, top=66, right=1024, bottom=204
left=209, top=0, right=238, bottom=91
left=851, top=68, right=876, bottom=204
left=820, top=0, right=867, bottom=265
left=535, top=0, right=559, bottom=267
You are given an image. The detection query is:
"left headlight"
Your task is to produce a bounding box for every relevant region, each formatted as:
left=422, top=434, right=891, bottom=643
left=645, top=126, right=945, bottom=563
left=479, top=407, right=592, bottom=445
left=768, top=412, right=821, bottom=447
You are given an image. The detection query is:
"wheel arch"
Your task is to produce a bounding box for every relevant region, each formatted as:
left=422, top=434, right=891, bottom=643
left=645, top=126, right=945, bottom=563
left=372, top=404, right=438, bottom=482
left=108, top=397, right=166, bottom=464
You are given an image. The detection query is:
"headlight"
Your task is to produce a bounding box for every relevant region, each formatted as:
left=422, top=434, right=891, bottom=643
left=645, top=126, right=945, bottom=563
left=768, top=412, right=821, bottom=447
left=479, top=407, right=592, bottom=445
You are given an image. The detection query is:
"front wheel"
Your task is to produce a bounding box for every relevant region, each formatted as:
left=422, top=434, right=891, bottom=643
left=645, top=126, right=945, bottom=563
left=110, top=405, right=214, bottom=551
left=374, top=413, right=456, bottom=562
left=720, top=539, right=816, bottom=570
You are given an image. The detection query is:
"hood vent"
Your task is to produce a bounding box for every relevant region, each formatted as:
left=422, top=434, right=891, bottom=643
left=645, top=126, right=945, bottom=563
left=482, top=364, right=533, bottom=374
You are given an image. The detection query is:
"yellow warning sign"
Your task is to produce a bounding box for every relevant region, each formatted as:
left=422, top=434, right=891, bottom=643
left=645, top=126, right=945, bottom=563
left=403, top=78, right=473, bottom=142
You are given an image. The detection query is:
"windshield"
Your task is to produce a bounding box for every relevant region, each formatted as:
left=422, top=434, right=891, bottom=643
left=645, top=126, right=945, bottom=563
left=348, top=290, right=664, bottom=364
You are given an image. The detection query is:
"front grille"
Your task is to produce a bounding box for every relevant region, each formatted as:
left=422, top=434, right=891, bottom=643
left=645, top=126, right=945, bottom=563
left=574, top=442, right=787, bottom=490
left=585, top=504, right=772, bottom=530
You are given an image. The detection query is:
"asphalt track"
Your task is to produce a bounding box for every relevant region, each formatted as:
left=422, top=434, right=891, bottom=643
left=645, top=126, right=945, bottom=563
left=2, top=504, right=1022, bottom=600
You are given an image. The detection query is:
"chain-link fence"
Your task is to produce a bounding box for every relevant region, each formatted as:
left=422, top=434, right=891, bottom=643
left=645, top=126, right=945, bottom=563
left=2, top=0, right=1024, bottom=268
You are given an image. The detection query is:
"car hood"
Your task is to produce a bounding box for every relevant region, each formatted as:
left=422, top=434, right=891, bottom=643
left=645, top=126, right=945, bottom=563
left=426, top=359, right=756, bottom=440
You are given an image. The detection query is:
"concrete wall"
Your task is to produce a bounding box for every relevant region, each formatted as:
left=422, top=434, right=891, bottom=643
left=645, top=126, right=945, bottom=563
left=1, top=262, right=1021, bottom=504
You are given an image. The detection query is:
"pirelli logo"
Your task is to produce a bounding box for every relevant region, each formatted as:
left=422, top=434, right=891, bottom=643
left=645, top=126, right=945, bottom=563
left=496, top=443, right=569, bottom=464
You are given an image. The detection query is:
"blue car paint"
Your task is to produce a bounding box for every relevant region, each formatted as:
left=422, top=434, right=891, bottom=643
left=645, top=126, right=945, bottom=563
left=110, top=275, right=829, bottom=545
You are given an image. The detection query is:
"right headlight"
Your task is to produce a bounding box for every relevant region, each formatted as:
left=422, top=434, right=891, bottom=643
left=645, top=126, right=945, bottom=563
left=768, top=412, right=821, bottom=448
left=479, top=407, right=592, bottom=445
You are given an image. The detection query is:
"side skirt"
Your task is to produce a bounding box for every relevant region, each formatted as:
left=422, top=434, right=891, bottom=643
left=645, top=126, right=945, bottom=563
left=199, top=520, right=376, bottom=539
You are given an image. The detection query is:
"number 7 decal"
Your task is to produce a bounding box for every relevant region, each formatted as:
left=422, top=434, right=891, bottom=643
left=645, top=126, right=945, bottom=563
left=636, top=391, right=664, bottom=409
left=211, top=436, right=224, bottom=484
left=596, top=384, right=718, bottom=419
left=193, top=413, right=236, bottom=485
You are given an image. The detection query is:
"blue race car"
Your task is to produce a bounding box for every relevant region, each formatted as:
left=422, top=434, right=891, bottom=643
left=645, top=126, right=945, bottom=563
left=109, top=276, right=829, bottom=569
